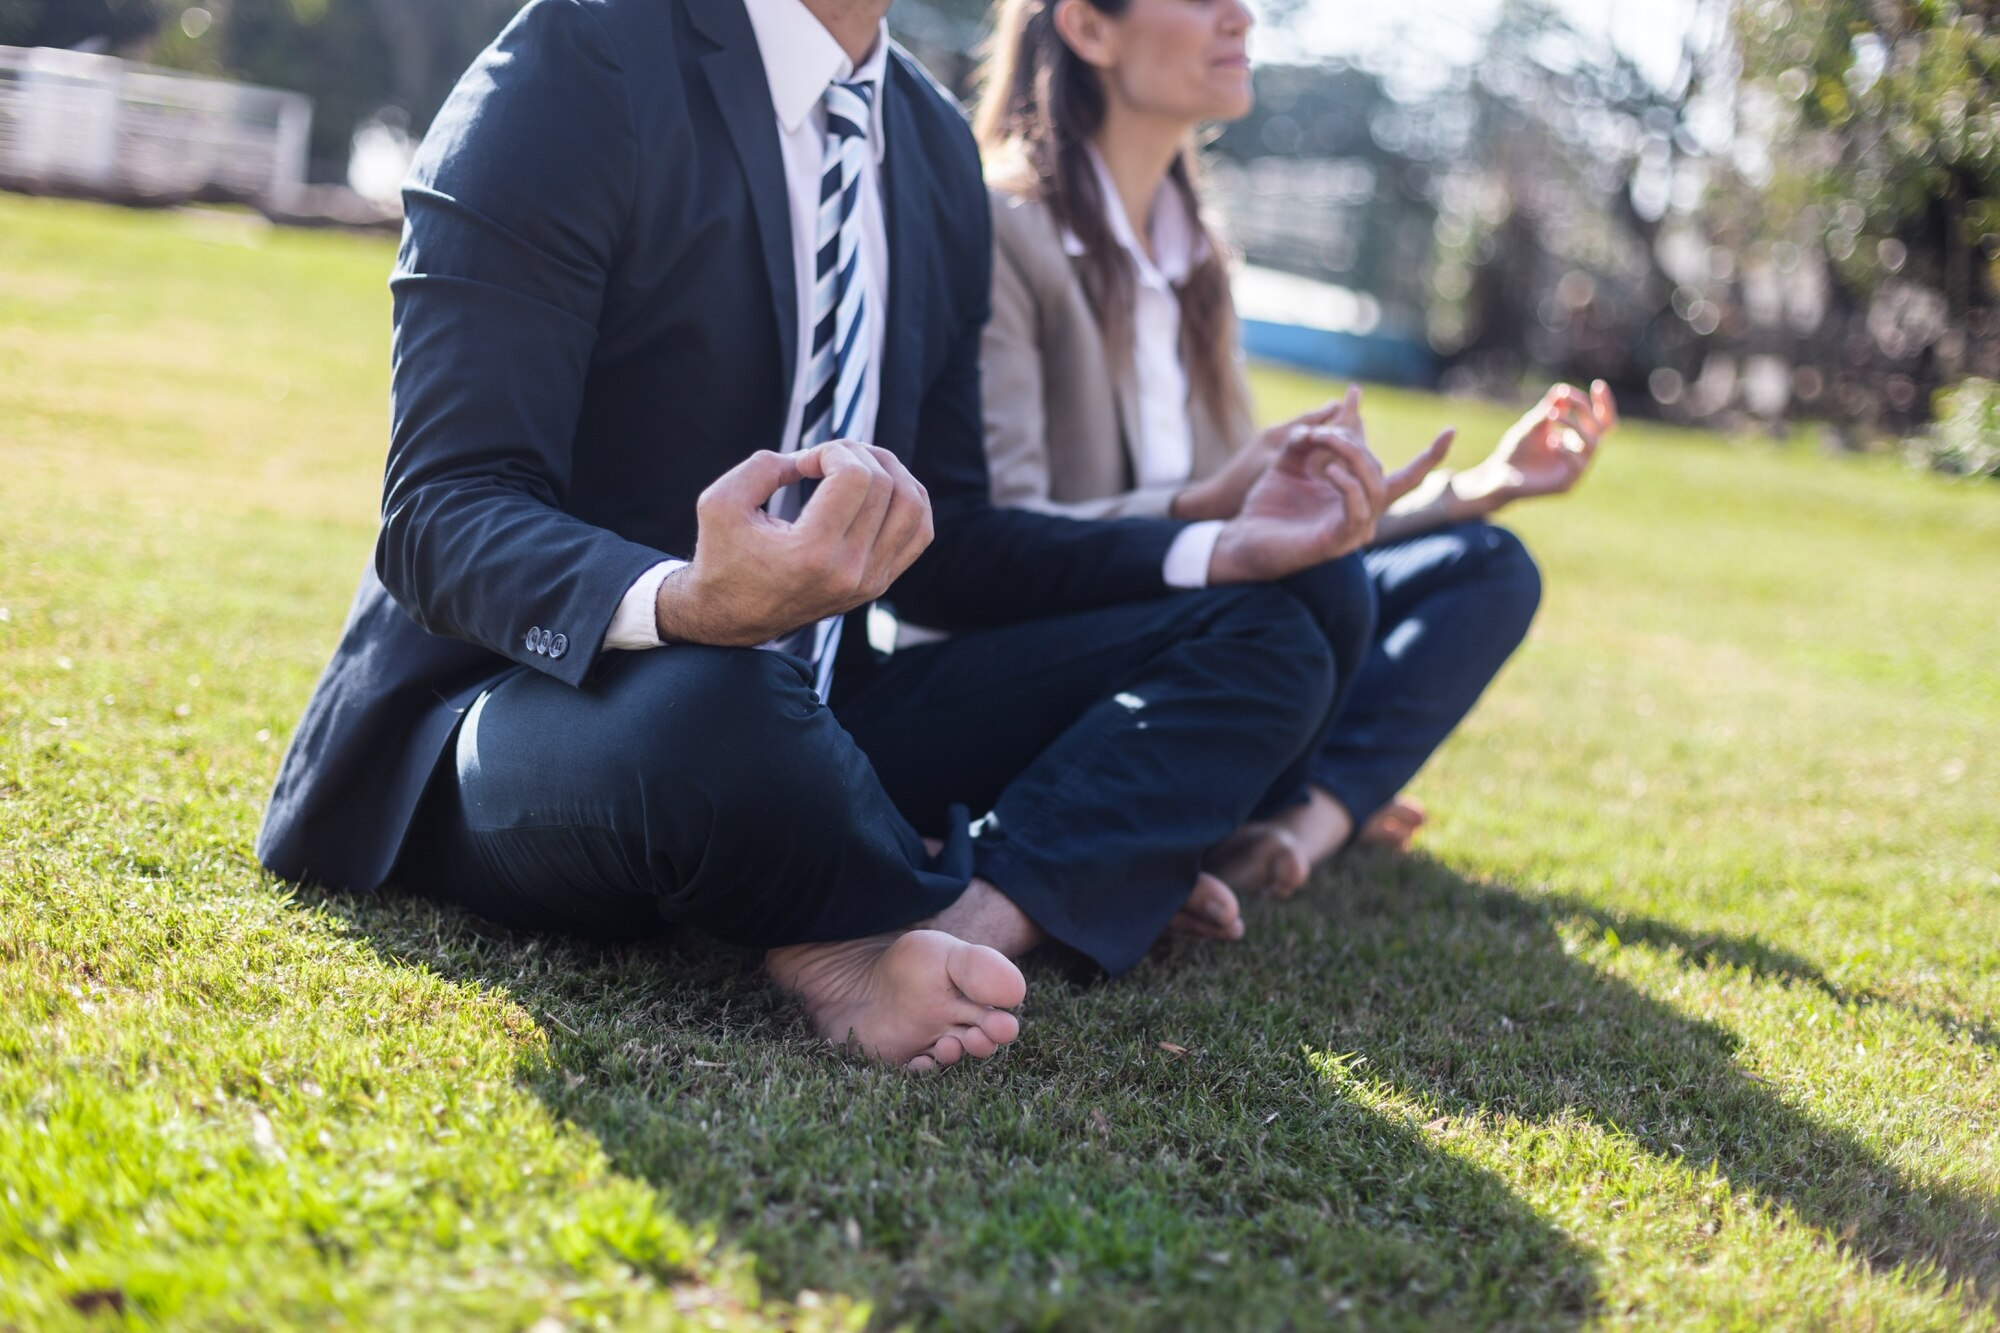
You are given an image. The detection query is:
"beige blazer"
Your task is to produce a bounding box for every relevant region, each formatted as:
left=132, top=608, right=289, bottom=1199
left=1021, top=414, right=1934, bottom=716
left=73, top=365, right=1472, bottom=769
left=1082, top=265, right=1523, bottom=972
left=979, top=177, right=1460, bottom=541
left=980, top=182, right=1254, bottom=519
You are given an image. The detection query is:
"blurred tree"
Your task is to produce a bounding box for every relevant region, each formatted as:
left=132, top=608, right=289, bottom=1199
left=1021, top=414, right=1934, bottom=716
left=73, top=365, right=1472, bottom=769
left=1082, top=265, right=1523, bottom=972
left=1729, top=0, right=2000, bottom=432
left=216, top=0, right=528, bottom=178
left=0, top=0, right=167, bottom=51
left=0, top=0, right=527, bottom=180
left=1740, top=0, right=1999, bottom=326
left=1422, top=0, right=1735, bottom=404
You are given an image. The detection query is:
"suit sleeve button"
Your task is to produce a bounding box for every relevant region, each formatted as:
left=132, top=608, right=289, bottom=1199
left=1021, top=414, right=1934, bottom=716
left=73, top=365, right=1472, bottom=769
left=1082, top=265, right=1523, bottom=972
left=526, top=627, right=544, bottom=654
left=550, top=633, right=569, bottom=659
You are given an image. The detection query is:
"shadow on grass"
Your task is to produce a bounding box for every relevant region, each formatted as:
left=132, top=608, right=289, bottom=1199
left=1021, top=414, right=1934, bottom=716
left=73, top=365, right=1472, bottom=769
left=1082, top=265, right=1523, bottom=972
left=1529, top=891, right=2000, bottom=1053
left=1278, top=852, right=2000, bottom=1300
left=300, top=846, right=1997, bottom=1325
left=301, top=883, right=1597, bottom=1328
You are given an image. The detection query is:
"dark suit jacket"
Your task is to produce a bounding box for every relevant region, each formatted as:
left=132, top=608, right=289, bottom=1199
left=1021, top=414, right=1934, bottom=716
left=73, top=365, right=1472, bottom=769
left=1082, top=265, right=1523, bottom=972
left=256, top=0, right=1190, bottom=891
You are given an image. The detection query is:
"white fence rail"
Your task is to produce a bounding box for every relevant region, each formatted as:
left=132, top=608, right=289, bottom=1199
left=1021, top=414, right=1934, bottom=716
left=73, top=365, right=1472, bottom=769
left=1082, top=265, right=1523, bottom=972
left=0, top=46, right=310, bottom=202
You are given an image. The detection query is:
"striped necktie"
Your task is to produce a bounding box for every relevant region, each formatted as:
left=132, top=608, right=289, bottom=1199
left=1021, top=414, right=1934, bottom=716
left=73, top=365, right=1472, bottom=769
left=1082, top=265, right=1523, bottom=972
left=775, top=77, right=874, bottom=700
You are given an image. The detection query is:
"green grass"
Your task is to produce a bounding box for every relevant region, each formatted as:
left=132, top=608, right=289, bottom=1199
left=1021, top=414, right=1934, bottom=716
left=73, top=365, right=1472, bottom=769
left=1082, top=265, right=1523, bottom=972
left=3, top=192, right=1997, bottom=1330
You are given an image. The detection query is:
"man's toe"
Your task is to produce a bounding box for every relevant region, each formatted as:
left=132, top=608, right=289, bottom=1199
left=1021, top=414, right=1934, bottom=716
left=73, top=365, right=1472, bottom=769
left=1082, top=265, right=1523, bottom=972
left=957, top=1025, right=999, bottom=1059
left=946, top=940, right=1027, bottom=1010
left=979, top=1007, right=1021, bottom=1047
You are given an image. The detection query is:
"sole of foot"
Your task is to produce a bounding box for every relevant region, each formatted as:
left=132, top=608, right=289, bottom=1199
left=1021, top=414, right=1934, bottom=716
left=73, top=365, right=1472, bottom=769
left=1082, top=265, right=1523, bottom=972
left=767, top=929, right=1026, bottom=1072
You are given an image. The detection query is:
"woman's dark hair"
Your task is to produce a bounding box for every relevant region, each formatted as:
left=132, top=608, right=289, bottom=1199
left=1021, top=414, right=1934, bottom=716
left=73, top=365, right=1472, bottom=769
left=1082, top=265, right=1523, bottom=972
left=974, top=0, right=1247, bottom=438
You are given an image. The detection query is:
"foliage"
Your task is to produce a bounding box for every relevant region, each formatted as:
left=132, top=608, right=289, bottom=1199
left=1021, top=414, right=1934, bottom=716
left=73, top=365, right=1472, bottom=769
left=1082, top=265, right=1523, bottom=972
left=1736, top=0, right=2000, bottom=320
left=5, top=194, right=2000, bottom=1329
left=1716, top=1, right=2000, bottom=435
left=0, top=0, right=164, bottom=50
left=1911, top=376, right=2000, bottom=476
left=1421, top=0, right=1722, bottom=395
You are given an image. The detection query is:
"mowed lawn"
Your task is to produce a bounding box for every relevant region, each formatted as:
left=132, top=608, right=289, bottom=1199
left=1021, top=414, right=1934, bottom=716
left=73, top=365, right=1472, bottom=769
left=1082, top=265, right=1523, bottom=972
left=3, top=192, right=1998, bottom=1331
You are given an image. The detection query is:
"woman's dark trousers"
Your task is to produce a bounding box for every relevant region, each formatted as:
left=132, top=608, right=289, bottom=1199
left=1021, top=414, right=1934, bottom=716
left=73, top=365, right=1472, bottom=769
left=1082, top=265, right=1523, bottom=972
left=1279, top=520, right=1544, bottom=826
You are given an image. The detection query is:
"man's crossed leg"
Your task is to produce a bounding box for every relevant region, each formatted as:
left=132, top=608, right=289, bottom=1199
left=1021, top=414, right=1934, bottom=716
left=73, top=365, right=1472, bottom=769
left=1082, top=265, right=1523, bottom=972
left=394, top=585, right=1336, bottom=1070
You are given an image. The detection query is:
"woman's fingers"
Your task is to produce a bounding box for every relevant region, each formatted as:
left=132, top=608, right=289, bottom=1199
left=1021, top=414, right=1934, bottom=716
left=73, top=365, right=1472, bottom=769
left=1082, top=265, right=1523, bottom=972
left=1300, top=392, right=1348, bottom=426
left=1592, top=379, right=1620, bottom=431
left=1542, top=382, right=1589, bottom=417
left=1546, top=380, right=1618, bottom=444
left=1550, top=400, right=1608, bottom=452
left=1327, top=382, right=1365, bottom=434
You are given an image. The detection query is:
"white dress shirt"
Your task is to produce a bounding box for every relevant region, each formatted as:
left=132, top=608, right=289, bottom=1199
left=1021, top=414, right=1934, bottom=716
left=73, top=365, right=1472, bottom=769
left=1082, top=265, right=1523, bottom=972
left=604, top=11, right=1218, bottom=654
left=603, top=0, right=889, bottom=653
left=1062, top=147, right=1223, bottom=588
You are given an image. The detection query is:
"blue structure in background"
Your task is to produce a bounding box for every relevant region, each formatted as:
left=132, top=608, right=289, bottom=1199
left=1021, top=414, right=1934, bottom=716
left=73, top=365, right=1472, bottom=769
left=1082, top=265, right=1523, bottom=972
left=1239, top=318, right=1437, bottom=388
left=1232, top=264, right=1438, bottom=388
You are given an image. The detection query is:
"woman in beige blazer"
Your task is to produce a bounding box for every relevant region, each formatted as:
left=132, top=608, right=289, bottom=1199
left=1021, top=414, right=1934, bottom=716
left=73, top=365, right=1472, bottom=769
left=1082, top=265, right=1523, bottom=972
left=972, top=0, right=1619, bottom=894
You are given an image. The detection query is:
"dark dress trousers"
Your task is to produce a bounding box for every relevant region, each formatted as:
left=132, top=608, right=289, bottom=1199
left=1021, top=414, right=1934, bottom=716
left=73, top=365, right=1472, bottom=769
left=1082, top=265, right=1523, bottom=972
left=256, top=0, right=1338, bottom=973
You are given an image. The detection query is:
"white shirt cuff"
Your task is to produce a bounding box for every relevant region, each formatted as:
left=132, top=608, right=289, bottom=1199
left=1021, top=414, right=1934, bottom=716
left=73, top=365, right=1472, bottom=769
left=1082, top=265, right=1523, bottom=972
left=603, top=559, right=686, bottom=652
left=1162, top=521, right=1225, bottom=589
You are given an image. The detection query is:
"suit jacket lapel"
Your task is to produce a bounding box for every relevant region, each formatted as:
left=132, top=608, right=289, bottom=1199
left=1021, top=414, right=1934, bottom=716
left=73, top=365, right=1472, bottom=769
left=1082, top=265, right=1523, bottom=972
left=874, top=62, right=926, bottom=464
left=690, top=0, right=798, bottom=393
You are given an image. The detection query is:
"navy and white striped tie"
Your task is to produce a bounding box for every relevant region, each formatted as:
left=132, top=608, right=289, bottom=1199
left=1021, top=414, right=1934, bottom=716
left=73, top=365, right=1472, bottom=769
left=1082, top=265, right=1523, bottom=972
left=776, top=78, right=874, bottom=701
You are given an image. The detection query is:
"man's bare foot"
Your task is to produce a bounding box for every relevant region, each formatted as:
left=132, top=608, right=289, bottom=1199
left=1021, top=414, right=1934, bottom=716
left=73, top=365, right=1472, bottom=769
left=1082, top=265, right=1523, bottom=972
left=766, top=930, right=1026, bottom=1072
left=927, top=877, right=1045, bottom=958
left=1167, top=872, right=1246, bottom=941
left=1356, top=796, right=1427, bottom=853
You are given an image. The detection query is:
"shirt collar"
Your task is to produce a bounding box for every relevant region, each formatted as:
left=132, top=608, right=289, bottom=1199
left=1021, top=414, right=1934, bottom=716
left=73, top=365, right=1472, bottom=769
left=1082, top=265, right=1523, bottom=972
left=742, top=0, right=890, bottom=159
left=1063, top=142, right=1205, bottom=286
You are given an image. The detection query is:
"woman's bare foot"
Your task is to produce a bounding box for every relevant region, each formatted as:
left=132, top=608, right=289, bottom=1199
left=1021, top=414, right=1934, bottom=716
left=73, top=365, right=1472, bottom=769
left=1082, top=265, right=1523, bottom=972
left=766, top=929, right=1026, bottom=1072
left=1167, top=872, right=1246, bottom=941
left=1208, top=786, right=1356, bottom=899
left=1206, top=823, right=1310, bottom=899
left=1356, top=796, right=1427, bottom=853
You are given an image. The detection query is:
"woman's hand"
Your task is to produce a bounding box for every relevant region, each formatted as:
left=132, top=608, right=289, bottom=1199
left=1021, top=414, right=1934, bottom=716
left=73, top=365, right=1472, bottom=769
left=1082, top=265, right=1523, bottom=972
left=1171, top=393, right=1347, bottom=522
left=1454, top=380, right=1618, bottom=517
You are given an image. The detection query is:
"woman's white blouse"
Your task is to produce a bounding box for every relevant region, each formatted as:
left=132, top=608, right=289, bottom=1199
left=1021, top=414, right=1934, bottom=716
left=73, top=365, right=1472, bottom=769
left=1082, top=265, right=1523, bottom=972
left=1065, top=146, right=1207, bottom=490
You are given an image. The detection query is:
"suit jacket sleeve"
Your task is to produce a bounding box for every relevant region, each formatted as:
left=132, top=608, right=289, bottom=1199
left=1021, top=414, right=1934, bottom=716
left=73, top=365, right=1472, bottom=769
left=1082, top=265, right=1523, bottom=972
left=374, top=0, right=671, bottom=688
left=888, top=143, right=1183, bottom=629
left=981, top=207, right=1183, bottom=521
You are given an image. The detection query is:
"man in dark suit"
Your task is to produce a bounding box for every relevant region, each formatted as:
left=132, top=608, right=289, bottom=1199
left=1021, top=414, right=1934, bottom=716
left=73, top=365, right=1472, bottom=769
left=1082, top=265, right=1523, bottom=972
left=258, top=0, right=1384, bottom=1070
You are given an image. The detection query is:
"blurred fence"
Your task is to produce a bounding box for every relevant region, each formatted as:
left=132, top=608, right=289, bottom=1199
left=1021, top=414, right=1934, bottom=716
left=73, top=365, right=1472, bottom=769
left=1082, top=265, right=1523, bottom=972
left=0, top=46, right=310, bottom=204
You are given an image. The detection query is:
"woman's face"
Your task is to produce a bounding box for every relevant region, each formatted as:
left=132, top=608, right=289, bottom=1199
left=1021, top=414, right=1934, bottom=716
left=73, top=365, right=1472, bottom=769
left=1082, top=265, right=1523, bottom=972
left=1064, top=0, right=1257, bottom=127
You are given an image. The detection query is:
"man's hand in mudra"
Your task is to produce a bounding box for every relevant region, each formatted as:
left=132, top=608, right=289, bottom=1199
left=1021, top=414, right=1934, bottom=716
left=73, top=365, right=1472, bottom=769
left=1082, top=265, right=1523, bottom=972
left=655, top=440, right=934, bottom=647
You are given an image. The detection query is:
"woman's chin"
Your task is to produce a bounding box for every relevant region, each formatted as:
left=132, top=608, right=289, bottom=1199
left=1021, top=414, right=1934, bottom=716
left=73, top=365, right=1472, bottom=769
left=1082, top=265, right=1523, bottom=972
left=1208, top=90, right=1254, bottom=124
left=1204, top=77, right=1254, bottom=123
